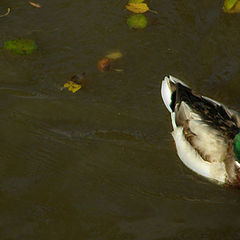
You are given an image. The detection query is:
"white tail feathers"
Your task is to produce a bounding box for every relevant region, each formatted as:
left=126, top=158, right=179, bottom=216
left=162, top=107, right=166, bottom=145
left=161, top=75, right=189, bottom=113
left=161, top=76, right=173, bottom=112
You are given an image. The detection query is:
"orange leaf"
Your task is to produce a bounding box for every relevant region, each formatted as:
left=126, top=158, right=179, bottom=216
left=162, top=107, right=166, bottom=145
left=97, top=57, right=111, bottom=72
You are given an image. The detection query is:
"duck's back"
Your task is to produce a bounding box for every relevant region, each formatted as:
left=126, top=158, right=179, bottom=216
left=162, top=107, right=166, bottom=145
left=161, top=76, right=240, bottom=184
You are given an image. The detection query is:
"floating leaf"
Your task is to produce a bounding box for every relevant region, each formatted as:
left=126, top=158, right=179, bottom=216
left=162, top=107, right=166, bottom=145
left=29, top=1, right=41, bottom=8
left=223, top=0, right=240, bottom=12
left=223, top=0, right=238, bottom=11
left=62, top=73, right=86, bottom=93
left=112, top=68, right=124, bottom=72
left=129, top=0, right=145, bottom=3
left=127, top=14, right=147, bottom=29
left=231, top=2, right=240, bottom=12
left=97, top=57, right=111, bottom=72
left=0, top=8, right=10, bottom=17
left=63, top=81, right=82, bottom=93
left=125, top=3, right=149, bottom=13
left=233, top=1, right=240, bottom=12
left=4, top=39, right=38, bottom=55
left=105, top=50, right=123, bottom=60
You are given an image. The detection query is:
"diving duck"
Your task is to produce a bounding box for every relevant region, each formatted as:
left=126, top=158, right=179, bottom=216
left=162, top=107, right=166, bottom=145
left=161, top=75, right=240, bottom=187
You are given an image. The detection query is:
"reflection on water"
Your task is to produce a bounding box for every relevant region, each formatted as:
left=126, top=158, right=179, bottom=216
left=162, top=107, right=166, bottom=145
left=1, top=0, right=240, bottom=239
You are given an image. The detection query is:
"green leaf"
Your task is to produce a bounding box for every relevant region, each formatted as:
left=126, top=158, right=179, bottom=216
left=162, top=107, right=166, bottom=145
left=4, top=39, right=38, bottom=55
left=129, top=0, right=145, bottom=3
left=127, top=14, right=147, bottom=29
left=224, top=0, right=238, bottom=11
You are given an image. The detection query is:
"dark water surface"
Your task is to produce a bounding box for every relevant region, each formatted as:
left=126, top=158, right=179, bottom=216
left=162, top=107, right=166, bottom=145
left=1, top=0, right=240, bottom=239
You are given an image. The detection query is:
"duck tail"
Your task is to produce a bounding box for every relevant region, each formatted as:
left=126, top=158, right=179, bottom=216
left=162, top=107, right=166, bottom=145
left=161, top=75, right=189, bottom=113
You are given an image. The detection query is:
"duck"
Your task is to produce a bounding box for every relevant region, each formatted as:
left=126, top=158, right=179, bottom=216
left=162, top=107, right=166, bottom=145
left=161, top=75, right=240, bottom=187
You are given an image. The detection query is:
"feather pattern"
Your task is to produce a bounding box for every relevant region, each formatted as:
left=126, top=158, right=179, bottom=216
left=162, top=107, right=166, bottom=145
left=161, top=76, right=240, bottom=186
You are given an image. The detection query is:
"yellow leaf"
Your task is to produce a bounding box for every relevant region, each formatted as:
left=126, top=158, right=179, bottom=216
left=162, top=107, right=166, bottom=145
left=0, top=8, right=10, bottom=17
left=64, top=82, right=70, bottom=88
left=125, top=3, right=149, bottom=13
left=224, top=0, right=240, bottom=13
left=71, top=86, right=81, bottom=93
left=105, top=50, right=123, bottom=60
left=63, top=81, right=82, bottom=93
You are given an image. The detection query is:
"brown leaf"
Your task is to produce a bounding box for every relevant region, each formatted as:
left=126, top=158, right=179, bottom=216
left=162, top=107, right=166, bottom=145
left=97, top=57, right=111, bottom=72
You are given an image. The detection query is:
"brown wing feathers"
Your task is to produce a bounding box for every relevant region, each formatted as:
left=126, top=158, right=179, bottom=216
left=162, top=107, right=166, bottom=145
left=172, top=82, right=239, bottom=140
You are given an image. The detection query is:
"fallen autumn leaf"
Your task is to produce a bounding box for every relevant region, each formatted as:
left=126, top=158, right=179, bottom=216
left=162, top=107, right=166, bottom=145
left=0, top=8, right=10, bottom=17
left=125, top=3, right=149, bottom=13
left=29, top=1, right=41, bottom=8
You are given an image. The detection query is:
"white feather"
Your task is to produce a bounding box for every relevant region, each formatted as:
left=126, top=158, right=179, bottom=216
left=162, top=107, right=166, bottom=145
left=171, top=112, right=177, bottom=129
left=161, top=77, right=173, bottom=113
left=169, top=75, right=189, bottom=87
left=161, top=75, right=190, bottom=114
left=188, top=120, right=228, bottom=163
left=172, top=127, right=226, bottom=183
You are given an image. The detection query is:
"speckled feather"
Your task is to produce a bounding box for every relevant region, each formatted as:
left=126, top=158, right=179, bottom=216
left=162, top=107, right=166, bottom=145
left=161, top=76, right=240, bottom=186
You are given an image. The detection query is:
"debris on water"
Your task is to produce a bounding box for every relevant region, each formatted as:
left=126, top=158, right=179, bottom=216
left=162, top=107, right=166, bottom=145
left=29, top=1, right=41, bottom=8
left=125, top=3, right=150, bottom=14
left=97, top=57, right=111, bottom=72
left=223, top=0, right=240, bottom=13
left=62, top=73, right=87, bottom=93
left=105, top=50, right=123, bottom=60
left=97, top=50, right=123, bottom=72
left=0, top=8, right=10, bottom=17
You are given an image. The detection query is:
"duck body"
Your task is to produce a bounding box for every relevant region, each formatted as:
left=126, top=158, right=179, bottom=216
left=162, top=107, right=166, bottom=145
left=161, top=75, right=240, bottom=186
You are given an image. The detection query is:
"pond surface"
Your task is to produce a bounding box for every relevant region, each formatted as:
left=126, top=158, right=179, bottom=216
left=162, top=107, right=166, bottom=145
left=1, top=0, right=240, bottom=239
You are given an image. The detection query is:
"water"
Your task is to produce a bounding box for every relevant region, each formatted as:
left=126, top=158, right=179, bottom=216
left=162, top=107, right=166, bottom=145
left=1, top=0, right=240, bottom=239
